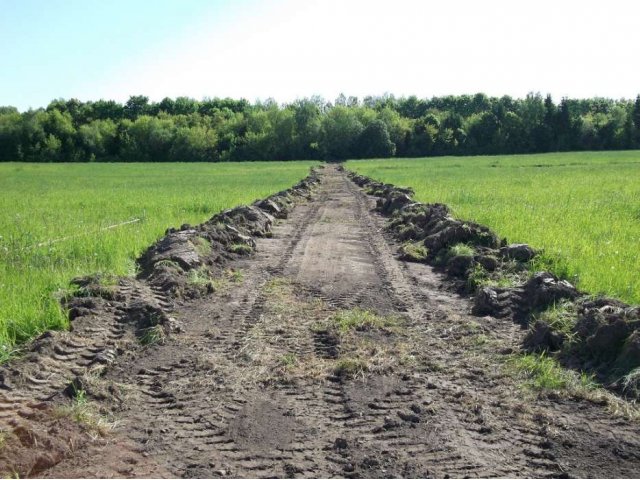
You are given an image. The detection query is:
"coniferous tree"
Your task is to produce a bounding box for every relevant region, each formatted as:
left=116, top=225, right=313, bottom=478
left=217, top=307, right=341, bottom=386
left=557, top=98, right=572, bottom=150
left=633, top=95, right=640, bottom=145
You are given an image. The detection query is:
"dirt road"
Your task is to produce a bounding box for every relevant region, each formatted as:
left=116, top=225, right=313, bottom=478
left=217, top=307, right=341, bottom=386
left=3, top=165, right=640, bottom=478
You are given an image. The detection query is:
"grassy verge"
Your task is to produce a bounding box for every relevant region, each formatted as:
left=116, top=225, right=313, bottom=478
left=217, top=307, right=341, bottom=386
left=347, top=151, right=640, bottom=305
left=0, top=161, right=318, bottom=359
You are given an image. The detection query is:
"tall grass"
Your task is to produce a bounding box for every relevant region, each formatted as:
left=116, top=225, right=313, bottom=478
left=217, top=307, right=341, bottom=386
left=0, top=161, right=317, bottom=358
left=347, top=151, right=640, bottom=305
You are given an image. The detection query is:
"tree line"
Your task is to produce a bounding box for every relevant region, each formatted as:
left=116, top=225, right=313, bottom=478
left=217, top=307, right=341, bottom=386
left=1, top=93, right=640, bottom=162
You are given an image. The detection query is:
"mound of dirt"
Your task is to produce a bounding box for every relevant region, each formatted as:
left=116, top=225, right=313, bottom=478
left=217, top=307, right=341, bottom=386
left=567, top=297, right=640, bottom=389
left=0, top=397, right=169, bottom=478
left=137, top=169, right=321, bottom=298
left=523, top=319, right=566, bottom=352
left=347, top=170, right=539, bottom=294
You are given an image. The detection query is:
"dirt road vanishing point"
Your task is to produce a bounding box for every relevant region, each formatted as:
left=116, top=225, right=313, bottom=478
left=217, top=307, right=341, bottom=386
left=2, top=165, right=640, bottom=478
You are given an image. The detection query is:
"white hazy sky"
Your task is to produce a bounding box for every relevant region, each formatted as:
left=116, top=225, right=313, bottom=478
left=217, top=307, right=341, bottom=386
left=2, top=0, right=640, bottom=110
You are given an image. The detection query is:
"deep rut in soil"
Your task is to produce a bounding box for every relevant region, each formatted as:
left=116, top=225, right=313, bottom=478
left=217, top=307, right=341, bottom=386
left=3, top=165, right=640, bottom=478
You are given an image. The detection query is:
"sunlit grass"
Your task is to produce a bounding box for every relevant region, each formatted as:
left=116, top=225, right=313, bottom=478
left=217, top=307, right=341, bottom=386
left=330, top=307, right=400, bottom=333
left=347, top=151, right=640, bottom=305
left=509, top=353, right=570, bottom=390
left=0, top=161, right=317, bottom=358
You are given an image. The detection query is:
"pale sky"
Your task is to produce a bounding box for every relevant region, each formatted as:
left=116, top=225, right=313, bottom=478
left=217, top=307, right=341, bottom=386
left=1, top=0, right=639, bottom=111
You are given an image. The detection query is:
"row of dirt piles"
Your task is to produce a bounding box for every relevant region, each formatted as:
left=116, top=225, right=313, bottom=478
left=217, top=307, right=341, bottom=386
left=137, top=168, right=321, bottom=299
left=345, top=167, right=640, bottom=397
left=0, top=168, right=321, bottom=478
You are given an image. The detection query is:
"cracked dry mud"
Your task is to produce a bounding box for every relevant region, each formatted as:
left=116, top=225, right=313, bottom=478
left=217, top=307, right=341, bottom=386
left=3, top=165, right=640, bottom=478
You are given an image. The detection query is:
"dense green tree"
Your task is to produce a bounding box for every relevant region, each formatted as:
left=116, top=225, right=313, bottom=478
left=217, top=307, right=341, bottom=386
left=0, top=109, right=23, bottom=160
left=157, top=97, right=175, bottom=114
left=89, top=99, right=124, bottom=121
left=355, top=120, right=395, bottom=158
left=124, top=95, right=150, bottom=120
left=556, top=98, right=572, bottom=150
left=19, top=111, right=47, bottom=160
left=41, top=134, right=63, bottom=162
left=423, top=113, right=441, bottom=129
left=397, top=96, right=428, bottom=119
left=169, top=125, right=217, bottom=162
left=78, top=119, right=118, bottom=160
left=173, top=97, right=199, bottom=116
left=291, top=99, right=322, bottom=159
left=378, top=107, right=411, bottom=156
left=633, top=96, right=640, bottom=144
left=197, top=97, right=249, bottom=115
left=0, top=106, right=18, bottom=115
left=120, top=115, right=175, bottom=161
left=501, top=111, right=527, bottom=153
left=320, top=106, right=363, bottom=160
left=465, top=112, right=500, bottom=154
left=408, top=118, right=437, bottom=156
left=471, top=93, right=492, bottom=115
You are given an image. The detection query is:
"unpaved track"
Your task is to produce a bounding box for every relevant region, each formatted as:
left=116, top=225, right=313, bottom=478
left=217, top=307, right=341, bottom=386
left=14, top=166, right=640, bottom=477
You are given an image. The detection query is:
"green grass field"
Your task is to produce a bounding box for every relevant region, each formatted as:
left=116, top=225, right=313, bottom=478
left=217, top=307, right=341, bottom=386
left=0, top=161, right=317, bottom=358
left=347, top=151, right=640, bottom=305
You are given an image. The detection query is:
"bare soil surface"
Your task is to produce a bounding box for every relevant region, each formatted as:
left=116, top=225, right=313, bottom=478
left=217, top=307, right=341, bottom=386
left=2, top=165, right=640, bottom=478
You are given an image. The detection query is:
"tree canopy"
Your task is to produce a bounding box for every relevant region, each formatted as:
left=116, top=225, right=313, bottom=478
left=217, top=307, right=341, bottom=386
left=1, top=93, right=639, bottom=162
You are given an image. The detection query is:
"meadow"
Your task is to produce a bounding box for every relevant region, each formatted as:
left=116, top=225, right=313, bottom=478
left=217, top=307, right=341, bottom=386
left=347, top=151, right=640, bottom=305
left=0, top=161, right=317, bottom=358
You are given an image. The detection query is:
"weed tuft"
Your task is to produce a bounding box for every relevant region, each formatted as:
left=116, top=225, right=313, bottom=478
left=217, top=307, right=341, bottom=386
left=467, top=263, right=522, bottom=290
left=330, top=308, right=400, bottom=333
left=187, top=267, right=215, bottom=290
left=399, top=241, right=428, bottom=262
left=333, top=358, right=369, bottom=379
left=280, top=353, right=298, bottom=367
left=534, top=300, right=577, bottom=339
left=448, top=243, right=475, bottom=257
left=138, top=324, right=166, bottom=346
left=154, top=259, right=181, bottom=270
left=54, top=389, right=115, bottom=437
left=622, top=368, right=640, bottom=397
left=509, top=353, right=568, bottom=390
left=228, top=243, right=253, bottom=255
left=505, top=352, right=640, bottom=420
left=227, top=268, right=243, bottom=282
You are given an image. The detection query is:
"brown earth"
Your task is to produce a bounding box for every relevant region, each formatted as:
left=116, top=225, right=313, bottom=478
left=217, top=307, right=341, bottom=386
left=2, top=165, right=640, bottom=478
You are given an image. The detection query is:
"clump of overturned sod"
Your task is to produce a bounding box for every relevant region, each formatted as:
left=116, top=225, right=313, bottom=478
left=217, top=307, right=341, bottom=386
left=399, top=241, right=428, bottom=262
